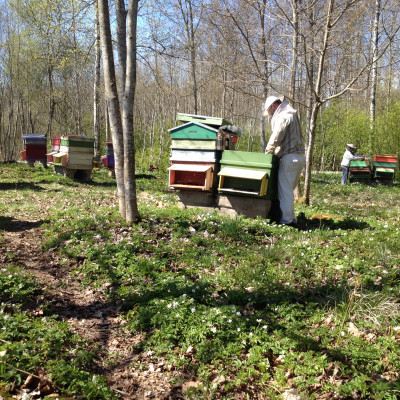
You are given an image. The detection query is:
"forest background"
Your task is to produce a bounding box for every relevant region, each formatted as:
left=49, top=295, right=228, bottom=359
left=1, top=0, right=400, bottom=173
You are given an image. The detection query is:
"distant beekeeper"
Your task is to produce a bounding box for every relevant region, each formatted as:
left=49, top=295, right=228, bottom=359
left=341, top=144, right=365, bottom=185
left=264, top=95, right=306, bottom=227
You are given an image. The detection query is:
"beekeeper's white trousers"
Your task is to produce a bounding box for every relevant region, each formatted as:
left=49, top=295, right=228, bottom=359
left=278, top=153, right=306, bottom=224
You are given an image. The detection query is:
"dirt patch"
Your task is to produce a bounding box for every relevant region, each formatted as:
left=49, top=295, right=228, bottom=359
left=1, top=220, right=185, bottom=399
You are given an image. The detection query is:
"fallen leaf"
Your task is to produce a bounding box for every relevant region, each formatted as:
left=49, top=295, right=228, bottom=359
left=348, top=322, right=361, bottom=337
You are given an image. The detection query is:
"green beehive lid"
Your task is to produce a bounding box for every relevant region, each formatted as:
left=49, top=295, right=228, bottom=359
left=220, top=150, right=278, bottom=170
left=349, top=160, right=369, bottom=168
left=169, top=122, right=218, bottom=140
left=219, top=150, right=279, bottom=199
left=177, top=113, right=231, bottom=129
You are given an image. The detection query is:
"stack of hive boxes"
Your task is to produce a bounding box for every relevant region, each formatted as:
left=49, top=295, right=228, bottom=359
left=372, top=155, right=397, bottom=185
left=168, top=113, right=279, bottom=218
left=168, top=113, right=240, bottom=207
left=21, top=134, right=47, bottom=166
left=101, top=142, right=115, bottom=169
left=217, top=150, right=279, bottom=218
left=52, top=135, right=94, bottom=179
left=46, top=136, right=61, bottom=164
left=349, top=159, right=372, bottom=183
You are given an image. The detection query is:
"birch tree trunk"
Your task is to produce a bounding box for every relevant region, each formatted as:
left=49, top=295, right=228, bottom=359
left=93, top=5, right=101, bottom=159
left=369, top=0, right=381, bottom=153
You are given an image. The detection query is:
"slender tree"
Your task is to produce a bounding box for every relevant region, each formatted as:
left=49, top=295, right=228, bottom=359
left=98, top=0, right=140, bottom=222
left=369, top=0, right=381, bottom=152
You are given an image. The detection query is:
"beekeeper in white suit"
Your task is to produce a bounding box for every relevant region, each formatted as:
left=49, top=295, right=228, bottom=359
left=264, top=95, right=306, bottom=227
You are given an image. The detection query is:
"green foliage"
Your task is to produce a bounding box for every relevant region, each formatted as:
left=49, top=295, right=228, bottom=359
left=0, top=266, right=40, bottom=305
left=313, top=100, right=371, bottom=170
left=0, top=306, right=115, bottom=399
left=1, top=165, right=400, bottom=398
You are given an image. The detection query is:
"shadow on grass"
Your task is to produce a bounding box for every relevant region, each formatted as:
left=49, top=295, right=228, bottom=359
left=296, top=212, right=370, bottom=231
left=84, top=173, right=156, bottom=188
left=0, top=216, right=50, bottom=232
left=0, top=182, right=46, bottom=191
left=33, top=265, right=400, bottom=397
left=120, top=279, right=353, bottom=361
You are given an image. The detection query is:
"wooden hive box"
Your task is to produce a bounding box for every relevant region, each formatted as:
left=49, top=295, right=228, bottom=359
left=22, top=134, right=47, bottom=161
left=24, top=144, right=47, bottom=159
left=217, top=151, right=279, bottom=199
left=169, top=121, right=218, bottom=141
left=46, top=151, right=58, bottom=164
left=46, top=136, right=61, bottom=163
left=349, top=159, right=370, bottom=168
left=52, top=136, right=61, bottom=151
left=168, top=164, right=214, bottom=191
left=55, top=135, right=94, bottom=169
left=170, top=149, right=220, bottom=163
left=372, top=161, right=397, bottom=169
left=349, top=159, right=371, bottom=182
left=373, top=167, right=395, bottom=177
left=373, top=154, right=397, bottom=163
left=53, top=152, right=68, bottom=167
left=105, top=142, right=114, bottom=156
left=170, top=121, right=241, bottom=150
left=371, top=155, right=397, bottom=184
left=101, top=155, right=115, bottom=168
left=22, top=134, right=47, bottom=145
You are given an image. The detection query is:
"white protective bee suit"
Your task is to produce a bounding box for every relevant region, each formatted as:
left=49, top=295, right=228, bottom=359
left=265, top=97, right=306, bottom=225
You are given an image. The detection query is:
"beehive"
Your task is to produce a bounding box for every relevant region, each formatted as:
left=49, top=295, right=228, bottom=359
left=168, top=117, right=242, bottom=193
left=349, top=159, right=371, bottom=183
left=218, top=151, right=278, bottom=199
left=21, top=134, right=47, bottom=164
left=101, top=142, right=114, bottom=168
left=46, top=136, right=60, bottom=164
left=53, top=135, right=94, bottom=170
left=168, top=122, right=220, bottom=192
left=372, top=154, right=397, bottom=184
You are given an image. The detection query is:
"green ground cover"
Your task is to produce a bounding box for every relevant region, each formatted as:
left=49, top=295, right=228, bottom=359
left=0, top=163, right=399, bottom=399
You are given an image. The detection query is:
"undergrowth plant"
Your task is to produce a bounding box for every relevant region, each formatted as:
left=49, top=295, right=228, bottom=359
left=1, top=163, right=400, bottom=399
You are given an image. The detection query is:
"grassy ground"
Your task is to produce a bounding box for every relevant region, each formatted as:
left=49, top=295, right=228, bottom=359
left=0, top=162, right=399, bottom=399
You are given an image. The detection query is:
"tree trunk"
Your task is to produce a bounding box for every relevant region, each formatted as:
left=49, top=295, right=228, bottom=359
left=94, top=5, right=101, bottom=159
left=122, top=0, right=140, bottom=222
left=114, top=0, right=127, bottom=91
left=290, top=0, right=302, bottom=200
left=98, top=0, right=126, bottom=218
left=304, top=102, right=320, bottom=204
left=47, top=66, right=55, bottom=138
left=369, top=0, right=380, bottom=153
left=259, top=0, right=268, bottom=152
